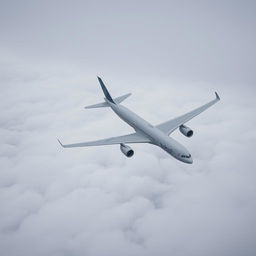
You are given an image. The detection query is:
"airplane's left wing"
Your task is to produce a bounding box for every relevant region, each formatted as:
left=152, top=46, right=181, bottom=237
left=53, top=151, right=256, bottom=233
left=156, top=92, right=220, bottom=135
left=58, top=132, right=151, bottom=148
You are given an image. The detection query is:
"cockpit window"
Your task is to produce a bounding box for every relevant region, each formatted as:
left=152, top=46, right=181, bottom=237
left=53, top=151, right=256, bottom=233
left=181, top=154, right=191, bottom=158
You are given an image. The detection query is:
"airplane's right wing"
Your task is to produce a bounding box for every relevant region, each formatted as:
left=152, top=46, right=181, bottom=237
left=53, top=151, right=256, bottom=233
left=156, top=92, right=220, bottom=135
left=58, top=132, right=151, bottom=148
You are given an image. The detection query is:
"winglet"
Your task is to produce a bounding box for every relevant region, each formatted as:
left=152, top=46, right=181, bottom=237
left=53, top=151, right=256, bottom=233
left=57, top=139, right=64, bottom=147
left=215, top=92, right=220, bottom=100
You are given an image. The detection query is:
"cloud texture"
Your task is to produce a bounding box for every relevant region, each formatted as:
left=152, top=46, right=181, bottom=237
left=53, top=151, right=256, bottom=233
left=0, top=1, right=256, bottom=255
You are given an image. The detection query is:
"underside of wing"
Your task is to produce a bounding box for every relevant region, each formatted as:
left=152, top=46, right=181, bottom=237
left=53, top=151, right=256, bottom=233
left=156, top=92, right=220, bottom=135
left=58, top=132, right=151, bottom=148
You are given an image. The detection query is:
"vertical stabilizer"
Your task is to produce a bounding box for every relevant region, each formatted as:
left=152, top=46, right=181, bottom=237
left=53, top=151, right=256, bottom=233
left=97, top=76, right=115, bottom=104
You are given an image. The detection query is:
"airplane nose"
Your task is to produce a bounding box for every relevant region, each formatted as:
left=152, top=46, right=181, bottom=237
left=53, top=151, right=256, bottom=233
left=181, top=157, right=193, bottom=164
left=179, top=153, right=193, bottom=164
left=186, top=156, right=193, bottom=164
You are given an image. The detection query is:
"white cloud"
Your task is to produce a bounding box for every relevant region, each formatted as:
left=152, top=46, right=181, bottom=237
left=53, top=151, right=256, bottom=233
left=0, top=57, right=255, bottom=256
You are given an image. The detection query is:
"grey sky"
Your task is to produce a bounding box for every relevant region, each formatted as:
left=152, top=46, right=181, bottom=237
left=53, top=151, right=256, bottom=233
left=0, top=1, right=256, bottom=256
left=1, top=0, right=256, bottom=85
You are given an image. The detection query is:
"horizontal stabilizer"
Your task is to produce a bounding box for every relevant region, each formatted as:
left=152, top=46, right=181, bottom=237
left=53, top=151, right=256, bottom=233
left=114, top=93, right=131, bottom=103
left=85, top=102, right=109, bottom=109
left=84, top=93, right=131, bottom=109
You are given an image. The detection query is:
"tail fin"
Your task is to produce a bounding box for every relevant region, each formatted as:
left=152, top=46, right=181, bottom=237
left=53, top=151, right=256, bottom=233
left=97, top=76, right=115, bottom=104
left=84, top=77, right=131, bottom=109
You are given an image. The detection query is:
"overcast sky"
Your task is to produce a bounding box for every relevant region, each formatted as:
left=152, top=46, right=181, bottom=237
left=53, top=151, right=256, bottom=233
left=1, top=1, right=256, bottom=256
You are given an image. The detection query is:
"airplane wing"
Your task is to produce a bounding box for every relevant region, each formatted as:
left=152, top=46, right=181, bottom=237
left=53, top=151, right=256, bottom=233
left=58, top=132, right=151, bottom=148
left=156, top=92, right=220, bottom=135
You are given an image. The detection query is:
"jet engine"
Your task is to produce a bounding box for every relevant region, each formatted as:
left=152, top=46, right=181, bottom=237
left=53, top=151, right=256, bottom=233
left=120, top=143, right=134, bottom=157
left=179, top=124, right=193, bottom=137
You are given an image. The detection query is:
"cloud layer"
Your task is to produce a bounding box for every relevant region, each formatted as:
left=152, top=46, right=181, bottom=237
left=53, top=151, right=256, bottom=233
left=0, top=59, right=255, bottom=256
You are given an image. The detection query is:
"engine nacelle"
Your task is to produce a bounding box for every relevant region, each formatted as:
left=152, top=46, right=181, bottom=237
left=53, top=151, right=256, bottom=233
left=120, top=143, right=134, bottom=157
left=179, top=125, right=193, bottom=137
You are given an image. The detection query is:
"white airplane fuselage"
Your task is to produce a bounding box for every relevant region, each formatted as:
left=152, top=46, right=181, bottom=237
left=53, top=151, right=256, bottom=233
left=59, top=77, right=220, bottom=163
left=108, top=100, right=193, bottom=164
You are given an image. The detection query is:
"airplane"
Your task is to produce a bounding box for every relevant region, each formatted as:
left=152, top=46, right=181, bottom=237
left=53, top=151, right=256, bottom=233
left=58, top=77, right=220, bottom=164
